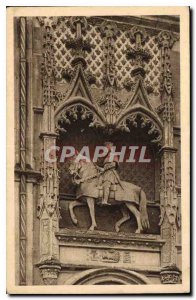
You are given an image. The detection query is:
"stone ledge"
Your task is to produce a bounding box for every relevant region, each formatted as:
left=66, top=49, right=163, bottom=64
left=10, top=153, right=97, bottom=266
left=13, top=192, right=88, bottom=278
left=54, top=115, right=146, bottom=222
left=56, top=228, right=164, bottom=249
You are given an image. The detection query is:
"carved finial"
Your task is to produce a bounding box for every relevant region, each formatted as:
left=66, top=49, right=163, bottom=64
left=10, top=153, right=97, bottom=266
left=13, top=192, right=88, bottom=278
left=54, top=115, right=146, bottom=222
left=100, top=20, right=119, bottom=40
left=127, top=26, right=148, bottom=49
left=157, top=30, right=177, bottom=49
left=158, top=31, right=176, bottom=112
left=66, top=17, right=92, bottom=67
left=100, top=21, right=119, bottom=88
left=69, top=17, right=88, bottom=38
left=125, top=26, right=151, bottom=79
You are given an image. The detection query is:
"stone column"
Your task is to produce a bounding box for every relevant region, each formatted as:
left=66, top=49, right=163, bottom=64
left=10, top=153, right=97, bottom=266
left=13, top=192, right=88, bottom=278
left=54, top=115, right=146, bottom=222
left=158, top=31, right=181, bottom=284
left=37, top=19, right=61, bottom=284
left=18, top=17, right=27, bottom=286
left=16, top=16, right=43, bottom=286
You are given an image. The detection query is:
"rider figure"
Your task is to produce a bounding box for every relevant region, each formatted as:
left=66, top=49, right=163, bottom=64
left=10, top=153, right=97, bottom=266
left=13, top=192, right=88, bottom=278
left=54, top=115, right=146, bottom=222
left=101, top=142, right=120, bottom=205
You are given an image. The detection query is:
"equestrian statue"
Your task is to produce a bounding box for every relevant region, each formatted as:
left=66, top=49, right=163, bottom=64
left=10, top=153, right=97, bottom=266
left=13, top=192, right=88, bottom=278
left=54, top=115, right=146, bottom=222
left=67, top=142, right=150, bottom=233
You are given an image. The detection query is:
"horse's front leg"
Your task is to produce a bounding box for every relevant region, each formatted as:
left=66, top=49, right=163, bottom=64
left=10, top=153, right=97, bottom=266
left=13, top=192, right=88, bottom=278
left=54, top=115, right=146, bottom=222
left=86, top=197, right=97, bottom=231
left=69, top=200, right=85, bottom=225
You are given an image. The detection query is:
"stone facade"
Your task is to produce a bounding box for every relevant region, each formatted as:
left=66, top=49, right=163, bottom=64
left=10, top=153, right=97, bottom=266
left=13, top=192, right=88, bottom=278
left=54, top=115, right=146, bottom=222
left=14, top=15, right=181, bottom=285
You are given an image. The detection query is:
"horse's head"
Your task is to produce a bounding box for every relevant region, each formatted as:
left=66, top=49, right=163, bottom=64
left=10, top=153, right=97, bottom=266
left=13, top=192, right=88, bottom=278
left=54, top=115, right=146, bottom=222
left=68, top=155, right=87, bottom=184
left=68, top=156, right=78, bottom=175
left=68, top=153, right=97, bottom=185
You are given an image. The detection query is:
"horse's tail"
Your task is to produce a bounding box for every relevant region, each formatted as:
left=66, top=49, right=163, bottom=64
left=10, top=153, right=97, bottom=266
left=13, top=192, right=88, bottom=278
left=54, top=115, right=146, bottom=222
left=139, top=189, right=150, bottom=230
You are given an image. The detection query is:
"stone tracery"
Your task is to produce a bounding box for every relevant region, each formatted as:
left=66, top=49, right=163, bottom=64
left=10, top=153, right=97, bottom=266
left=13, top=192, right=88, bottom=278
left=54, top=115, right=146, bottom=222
left=15, top=15, right=181, bottom=286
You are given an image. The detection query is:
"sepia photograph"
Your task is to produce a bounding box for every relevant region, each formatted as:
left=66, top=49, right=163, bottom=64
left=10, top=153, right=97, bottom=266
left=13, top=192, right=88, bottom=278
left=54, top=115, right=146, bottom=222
left=6, top=6, right=190, bottom=294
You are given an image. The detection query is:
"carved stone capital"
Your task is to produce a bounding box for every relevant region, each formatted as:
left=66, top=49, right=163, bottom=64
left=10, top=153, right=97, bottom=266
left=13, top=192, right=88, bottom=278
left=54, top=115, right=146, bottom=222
left=160, top=266, right=181, bottom=284
left=39, top=262, right=61, bottom=285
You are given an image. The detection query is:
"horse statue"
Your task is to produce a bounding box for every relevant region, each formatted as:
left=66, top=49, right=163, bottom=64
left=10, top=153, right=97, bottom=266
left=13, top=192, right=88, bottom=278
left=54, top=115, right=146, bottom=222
left=67, top=155, right=150, bottom=233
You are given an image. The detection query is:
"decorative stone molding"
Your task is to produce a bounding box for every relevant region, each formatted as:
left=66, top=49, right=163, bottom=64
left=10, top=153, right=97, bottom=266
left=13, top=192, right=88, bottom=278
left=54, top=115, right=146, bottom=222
left=160, top=265, right=181, bottom=284
left=56, top=229, right=164, bottom=249
left=64, top=268, right=151, bottom=285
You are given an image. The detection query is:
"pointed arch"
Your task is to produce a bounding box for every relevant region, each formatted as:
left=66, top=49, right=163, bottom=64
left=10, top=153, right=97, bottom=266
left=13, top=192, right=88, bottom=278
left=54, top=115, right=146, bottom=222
left=116, top=105, right=163, bottom=144
left=54, top=96, right=106, bottom=131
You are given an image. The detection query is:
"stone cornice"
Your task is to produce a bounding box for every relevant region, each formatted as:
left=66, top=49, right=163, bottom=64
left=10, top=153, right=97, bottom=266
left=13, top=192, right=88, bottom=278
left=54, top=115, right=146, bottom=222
left=88, top=15, right=180, bottom=33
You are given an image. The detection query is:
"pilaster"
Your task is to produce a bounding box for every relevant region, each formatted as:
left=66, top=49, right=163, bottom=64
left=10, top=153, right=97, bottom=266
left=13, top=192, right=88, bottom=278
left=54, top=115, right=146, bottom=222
left=158, top=30, right=181, bottom=283
left=37, top=19, right=61, bottom=284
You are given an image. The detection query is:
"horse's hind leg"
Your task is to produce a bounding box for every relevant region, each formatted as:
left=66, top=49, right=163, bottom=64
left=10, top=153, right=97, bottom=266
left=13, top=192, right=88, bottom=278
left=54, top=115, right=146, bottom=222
left=69, top=200, right=85, bottom=225
left=125, top=203, right=142, bottom=233
left=115, top=206, right=130, bottom=233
